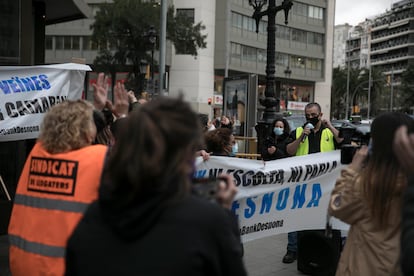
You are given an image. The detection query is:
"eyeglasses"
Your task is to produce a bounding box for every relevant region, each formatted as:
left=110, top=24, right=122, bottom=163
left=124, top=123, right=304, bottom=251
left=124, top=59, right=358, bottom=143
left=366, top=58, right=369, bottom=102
left=305, top=113, right=320, bottom=119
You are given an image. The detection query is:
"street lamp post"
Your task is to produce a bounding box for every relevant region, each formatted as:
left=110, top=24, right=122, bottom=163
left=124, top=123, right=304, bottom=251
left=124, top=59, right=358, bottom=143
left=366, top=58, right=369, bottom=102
left=249, top=0, right=293, bottom=119
left=249, top=0, right=293, bottom=154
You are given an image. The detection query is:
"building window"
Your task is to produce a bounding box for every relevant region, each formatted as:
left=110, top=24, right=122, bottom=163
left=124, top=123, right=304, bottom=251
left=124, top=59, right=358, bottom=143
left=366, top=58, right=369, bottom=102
left=176, top=8, right=194, bottom=23
left=308, top=6, right=323, bottom=20
left=231, top=42, right=241, bottom=59
left=292, top=29, right=307, bottom=43
left=72, top=36, right=80, bottom=50
left=276, top=52, right=288, bottom=67
left=243, top=16, right=255, bottom=32
left=292, top=2, right=307, bottom=17
left=308, top=32, right=323, bottom=45
left=45, top=36, right=53, bottom=50
left=64, top=36, right=71, bottom=50
left=55, top=36, right=64, bottom=50
left=306, top=58, right=322, bottom=70
left=276, top=25, right=290, bottom=40
left=242, top=45, right=256, bottom=61
left=291, top=55, right=306, bottom=69
left=258, top=49, right=266, bottom=63
left=232, top=12, right=243, bottom=29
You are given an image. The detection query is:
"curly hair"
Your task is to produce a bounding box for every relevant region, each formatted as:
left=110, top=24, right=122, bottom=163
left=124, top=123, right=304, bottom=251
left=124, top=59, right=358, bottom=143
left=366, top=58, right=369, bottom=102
left=271, top=117, right=291, bottom=136
left=204, top=128, right=233, bottom=155
left=39, top=100, right=95, bottom=154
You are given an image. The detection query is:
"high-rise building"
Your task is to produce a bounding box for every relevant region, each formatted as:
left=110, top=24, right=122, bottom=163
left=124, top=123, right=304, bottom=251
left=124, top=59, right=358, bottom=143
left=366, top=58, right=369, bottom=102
left=45, top=0, right=335, bottom=117
left=370, top=0, right=414, bottom=85
left=333, top=24, right=352, bottom=68
left=345, top=20, right=372, bottom=70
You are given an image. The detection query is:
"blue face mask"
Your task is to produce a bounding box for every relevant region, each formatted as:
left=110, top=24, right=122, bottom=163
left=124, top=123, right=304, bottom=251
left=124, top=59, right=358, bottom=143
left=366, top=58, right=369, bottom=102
left=273, top=127, right=284, bottom=136
left=231, top=143, right=238, bottom=156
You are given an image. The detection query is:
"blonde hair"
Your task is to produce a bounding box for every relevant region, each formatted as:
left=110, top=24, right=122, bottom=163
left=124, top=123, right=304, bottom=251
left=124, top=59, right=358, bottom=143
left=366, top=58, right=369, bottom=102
left=39, top=100, right=95, bottom=154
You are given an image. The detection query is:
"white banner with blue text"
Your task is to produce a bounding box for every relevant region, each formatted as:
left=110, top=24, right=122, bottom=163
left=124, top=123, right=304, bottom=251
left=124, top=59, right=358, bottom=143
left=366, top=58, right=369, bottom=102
left=0, top=63, right=91, bottom=142
left=195, top=150, right=349, bottom=243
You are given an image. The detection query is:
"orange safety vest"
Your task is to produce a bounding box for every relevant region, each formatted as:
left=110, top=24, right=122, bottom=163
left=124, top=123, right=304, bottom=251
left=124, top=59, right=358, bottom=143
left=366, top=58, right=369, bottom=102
left=8, top=142, right=108, bottom=276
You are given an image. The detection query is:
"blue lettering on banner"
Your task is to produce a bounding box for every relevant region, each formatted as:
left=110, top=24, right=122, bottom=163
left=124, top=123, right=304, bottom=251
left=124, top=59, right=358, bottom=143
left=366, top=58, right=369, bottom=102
left=232, top=183, right=322, bottom=219
left=0, top=75, right=51, bottom=94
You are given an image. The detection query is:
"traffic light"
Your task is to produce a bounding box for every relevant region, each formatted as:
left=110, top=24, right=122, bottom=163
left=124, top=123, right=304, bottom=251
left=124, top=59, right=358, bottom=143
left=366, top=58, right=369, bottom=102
left=352, top=105, right=360, bottom=114
left=386, top=75, right=391, bottom=85
left=208, top=98, right=212, bottom=105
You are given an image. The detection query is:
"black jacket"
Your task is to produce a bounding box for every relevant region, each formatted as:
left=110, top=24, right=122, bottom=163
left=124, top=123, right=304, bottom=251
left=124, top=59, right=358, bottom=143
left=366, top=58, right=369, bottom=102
left=261, top=132, right=292, bottom=161
left=65, top=184, right=246, bottom=276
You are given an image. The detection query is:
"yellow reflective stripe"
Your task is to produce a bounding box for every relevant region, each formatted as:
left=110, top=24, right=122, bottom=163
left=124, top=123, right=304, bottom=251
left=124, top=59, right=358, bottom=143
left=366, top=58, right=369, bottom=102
left=9, top=234, right=65, bottom=258
left=320, top=129, right=335, bottom=152
left=14, top=194, right=89, bottom=213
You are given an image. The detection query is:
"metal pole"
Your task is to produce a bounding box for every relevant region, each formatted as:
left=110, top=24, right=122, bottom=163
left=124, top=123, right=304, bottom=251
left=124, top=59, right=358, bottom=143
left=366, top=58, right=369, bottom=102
left=250, top=0, right=293, bottom=122
left=264, top=0, right=277, bottom=118
left=159, top=0, right=167, bottom=96
left=345, top=33, right=351, bottom=119
left=367, top=66, right=372, bottom=119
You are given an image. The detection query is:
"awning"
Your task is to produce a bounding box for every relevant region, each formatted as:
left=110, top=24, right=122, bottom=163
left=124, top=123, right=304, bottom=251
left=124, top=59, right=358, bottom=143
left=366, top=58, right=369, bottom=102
left=43, top=0, right=92, bottom=25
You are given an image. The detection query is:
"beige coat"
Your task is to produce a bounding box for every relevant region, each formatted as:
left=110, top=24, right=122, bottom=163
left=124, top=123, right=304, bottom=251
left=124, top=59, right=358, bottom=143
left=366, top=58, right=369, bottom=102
left=328, top=167, right=404, bottom=276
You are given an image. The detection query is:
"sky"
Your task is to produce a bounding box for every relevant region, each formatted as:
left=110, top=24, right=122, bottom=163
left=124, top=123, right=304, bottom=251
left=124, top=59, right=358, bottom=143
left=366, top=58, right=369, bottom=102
left=335, top=0, right=396, bottom=26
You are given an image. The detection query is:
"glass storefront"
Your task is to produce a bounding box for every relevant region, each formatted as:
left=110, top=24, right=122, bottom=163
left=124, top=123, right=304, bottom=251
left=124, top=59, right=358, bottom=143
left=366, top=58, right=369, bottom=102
left=0, top=1, right=20, bottom=64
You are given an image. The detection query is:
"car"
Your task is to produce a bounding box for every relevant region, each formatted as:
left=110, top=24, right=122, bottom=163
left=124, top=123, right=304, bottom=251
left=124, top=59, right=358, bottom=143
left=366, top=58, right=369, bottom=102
left=331, top=119, right=371, bottom=144
left=283, top=113, right=306, bottom=131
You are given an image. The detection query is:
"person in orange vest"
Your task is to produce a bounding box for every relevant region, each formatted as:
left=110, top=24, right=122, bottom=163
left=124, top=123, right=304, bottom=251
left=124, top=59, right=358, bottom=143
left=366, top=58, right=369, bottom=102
left=8, top=100, right=108, bottom=276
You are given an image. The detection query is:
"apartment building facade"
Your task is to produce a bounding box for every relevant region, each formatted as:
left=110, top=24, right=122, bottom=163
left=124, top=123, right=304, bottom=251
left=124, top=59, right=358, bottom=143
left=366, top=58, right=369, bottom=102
left=370, top=0, right=414, bottom=85
left=44, top=0, right=335, bottom=118
left=333, top=24, right=352, bottom=68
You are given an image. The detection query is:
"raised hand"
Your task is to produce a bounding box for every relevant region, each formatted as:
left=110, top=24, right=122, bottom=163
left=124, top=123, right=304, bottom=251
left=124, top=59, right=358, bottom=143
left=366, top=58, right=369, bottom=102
left=93, top=73, right=109, bottom=110
left=113, top=81, right=130, bottom=118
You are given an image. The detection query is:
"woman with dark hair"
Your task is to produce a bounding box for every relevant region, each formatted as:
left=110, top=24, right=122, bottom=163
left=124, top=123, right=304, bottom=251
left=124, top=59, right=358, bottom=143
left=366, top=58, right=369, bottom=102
left=393, top=122, right=414, bottom=276
left=261, top=117, right=292, bottom=161
left=328, top=112, right=412, bottom=276
left=65, top=97, right=246, bottom=276
left=204, top=127, right=237, bottom=156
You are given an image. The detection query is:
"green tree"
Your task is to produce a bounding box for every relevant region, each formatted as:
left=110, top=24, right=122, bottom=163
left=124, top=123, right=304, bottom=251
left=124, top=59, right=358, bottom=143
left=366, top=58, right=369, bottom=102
left=91, top=0, right=207, bottom=92
left=331, top=66, right=362, bottom=119
left=331, top=66, right=386, bottom=119
left=355, top=67, right=386, bottom=117
left=399, top=64, right=414, bottom=113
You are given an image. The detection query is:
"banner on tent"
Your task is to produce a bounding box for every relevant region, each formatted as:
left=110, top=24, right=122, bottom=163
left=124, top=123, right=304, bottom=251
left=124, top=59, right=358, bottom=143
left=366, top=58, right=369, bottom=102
left=0, top=63, right=91, bottom=142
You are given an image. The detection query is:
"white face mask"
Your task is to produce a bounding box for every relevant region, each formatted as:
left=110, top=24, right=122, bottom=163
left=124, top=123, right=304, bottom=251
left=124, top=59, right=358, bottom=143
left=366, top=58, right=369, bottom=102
left=208, top=124, right=216, bottom=131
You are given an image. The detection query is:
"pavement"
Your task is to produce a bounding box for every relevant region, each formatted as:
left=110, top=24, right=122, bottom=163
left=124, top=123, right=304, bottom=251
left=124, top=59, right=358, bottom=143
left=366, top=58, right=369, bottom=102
left=244, top=233, right=304, bottom=276
left=0, top=233, right=303, bottom=276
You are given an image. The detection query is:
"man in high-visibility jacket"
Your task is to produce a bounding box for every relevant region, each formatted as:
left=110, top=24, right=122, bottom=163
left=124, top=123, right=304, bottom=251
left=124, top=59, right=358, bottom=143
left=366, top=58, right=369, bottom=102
left=8, top=100, right=108, bottom=276
left=282, top=102, right=343, bottom=264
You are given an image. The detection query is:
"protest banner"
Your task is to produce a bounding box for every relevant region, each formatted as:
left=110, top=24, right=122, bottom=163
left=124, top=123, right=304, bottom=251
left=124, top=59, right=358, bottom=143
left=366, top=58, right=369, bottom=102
left=0, top=63, right=91, bottom=142
left=195, top=150, right=349, bottom=243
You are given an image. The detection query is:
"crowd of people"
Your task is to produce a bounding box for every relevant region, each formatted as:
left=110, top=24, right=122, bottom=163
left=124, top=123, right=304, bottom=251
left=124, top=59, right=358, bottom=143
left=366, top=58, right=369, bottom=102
left=6, top=70, right=414, bottom=276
